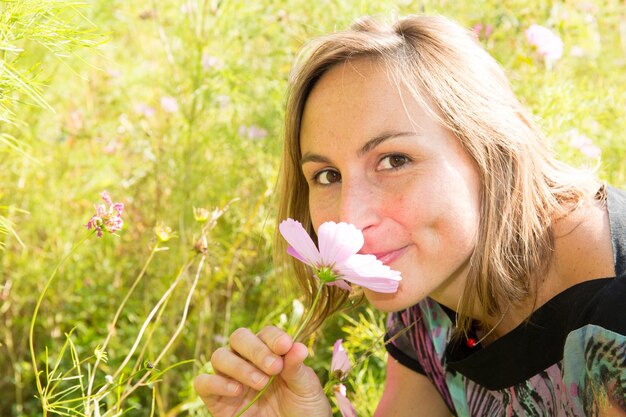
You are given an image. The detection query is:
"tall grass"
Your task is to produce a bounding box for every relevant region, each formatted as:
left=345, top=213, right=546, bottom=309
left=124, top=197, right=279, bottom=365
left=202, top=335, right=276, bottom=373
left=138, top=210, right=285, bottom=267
left=1, top=0, right=624, bottom=416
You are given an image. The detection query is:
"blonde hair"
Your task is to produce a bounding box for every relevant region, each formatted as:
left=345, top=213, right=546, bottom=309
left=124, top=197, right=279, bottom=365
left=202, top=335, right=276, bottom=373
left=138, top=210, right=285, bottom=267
left=275, top=14, right=596, bottom=338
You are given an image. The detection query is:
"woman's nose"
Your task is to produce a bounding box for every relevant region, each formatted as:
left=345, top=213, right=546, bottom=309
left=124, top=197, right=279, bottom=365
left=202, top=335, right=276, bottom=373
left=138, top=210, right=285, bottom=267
left=338, top=180, right=379, bottom=231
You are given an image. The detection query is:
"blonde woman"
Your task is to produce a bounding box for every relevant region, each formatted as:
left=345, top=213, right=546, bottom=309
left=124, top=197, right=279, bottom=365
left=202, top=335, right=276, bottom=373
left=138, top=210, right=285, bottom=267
left=194, top=14, right=626, bottom=416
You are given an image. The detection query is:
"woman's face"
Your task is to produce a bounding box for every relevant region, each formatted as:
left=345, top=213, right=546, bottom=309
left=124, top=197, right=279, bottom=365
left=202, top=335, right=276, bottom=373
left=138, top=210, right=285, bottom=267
left=299, top=58, right=482, bottom=312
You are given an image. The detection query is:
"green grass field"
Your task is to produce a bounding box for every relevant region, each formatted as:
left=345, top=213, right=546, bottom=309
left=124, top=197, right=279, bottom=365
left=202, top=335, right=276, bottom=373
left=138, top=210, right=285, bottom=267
left=1, top=0, right=625, bottom=415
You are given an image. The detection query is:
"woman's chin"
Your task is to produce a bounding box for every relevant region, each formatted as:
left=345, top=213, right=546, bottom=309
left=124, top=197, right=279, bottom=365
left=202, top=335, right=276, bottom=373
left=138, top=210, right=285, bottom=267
left=363, top=288, right=406, bottom=313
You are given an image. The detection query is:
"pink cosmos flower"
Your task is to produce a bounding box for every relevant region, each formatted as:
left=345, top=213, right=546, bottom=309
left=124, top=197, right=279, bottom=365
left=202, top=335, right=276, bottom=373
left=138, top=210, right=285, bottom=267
left=278, top=219, right=401, bottom=293
left=86, top=191, right=124, bottom=237
left=331, top=339, right=351, bottom=378
left=333, top=384, right=358, bottom=417
left=568, top=129, right=601, bottom=159
left=525, top=24, right=563, bottom=62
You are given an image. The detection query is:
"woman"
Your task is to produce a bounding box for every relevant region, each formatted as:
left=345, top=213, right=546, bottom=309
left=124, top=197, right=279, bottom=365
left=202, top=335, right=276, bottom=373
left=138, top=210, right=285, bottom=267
left=194, top=14, right=626, bottom=416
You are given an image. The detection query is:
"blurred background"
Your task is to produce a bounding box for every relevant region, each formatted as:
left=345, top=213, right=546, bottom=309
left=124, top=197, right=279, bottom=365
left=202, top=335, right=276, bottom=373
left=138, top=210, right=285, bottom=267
left=1, top=0, right=624, bottom=415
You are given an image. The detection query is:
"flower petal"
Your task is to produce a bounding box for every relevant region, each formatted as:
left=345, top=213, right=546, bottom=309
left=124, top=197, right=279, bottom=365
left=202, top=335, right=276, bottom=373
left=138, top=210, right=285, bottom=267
left=334, top=384, right=358, bottom=417
left=331, top=339, right=351, bottom=374
left=317, top=222, right=363, bottom=265
left=279, top=219, right=322, bottom=266
left=100, top=191, right=112, bottom=205
left=327, top=279, right=352, bottom=292
left=286, top=245, right=309, bottom=264
left=336, top=254, right=401, bottom=293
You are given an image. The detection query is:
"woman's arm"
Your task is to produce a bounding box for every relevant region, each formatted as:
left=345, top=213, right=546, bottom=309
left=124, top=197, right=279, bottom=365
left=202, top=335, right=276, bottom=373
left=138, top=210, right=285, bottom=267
left=374, top=356, right=452, bottom=417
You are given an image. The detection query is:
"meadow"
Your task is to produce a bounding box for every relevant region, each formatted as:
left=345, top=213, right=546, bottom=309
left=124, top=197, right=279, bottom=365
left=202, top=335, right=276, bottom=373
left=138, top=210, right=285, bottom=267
left=1, top=0, right=625, bottom=416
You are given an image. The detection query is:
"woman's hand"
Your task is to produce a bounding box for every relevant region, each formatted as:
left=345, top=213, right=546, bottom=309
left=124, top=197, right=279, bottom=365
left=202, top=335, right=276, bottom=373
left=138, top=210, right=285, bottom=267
left=194, top=325, right=332, bottom=417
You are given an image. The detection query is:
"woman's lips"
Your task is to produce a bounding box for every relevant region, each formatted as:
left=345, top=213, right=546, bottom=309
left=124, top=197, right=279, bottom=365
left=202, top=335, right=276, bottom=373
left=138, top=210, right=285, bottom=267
left=371, top=246, right=408, bottom=266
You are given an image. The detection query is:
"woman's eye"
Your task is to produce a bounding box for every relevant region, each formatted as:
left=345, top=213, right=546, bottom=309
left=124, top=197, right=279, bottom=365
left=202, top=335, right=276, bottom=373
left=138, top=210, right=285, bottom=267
left=378, top=154, right=409, bottom=170
left=315, top=169, right=341, bottom=185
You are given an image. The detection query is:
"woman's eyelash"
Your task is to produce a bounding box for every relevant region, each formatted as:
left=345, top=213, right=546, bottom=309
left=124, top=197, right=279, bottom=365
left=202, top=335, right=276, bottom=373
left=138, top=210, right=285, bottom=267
left=378, top=153, right=412, bottom=169
left=312, top=169, right=341, bottom=185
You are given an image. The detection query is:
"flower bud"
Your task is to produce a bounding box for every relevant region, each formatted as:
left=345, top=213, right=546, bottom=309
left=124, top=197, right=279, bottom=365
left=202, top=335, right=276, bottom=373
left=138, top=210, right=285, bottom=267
left=193, top=207, right=211, bottom=223
left=194, top=235, right=208, bottom=253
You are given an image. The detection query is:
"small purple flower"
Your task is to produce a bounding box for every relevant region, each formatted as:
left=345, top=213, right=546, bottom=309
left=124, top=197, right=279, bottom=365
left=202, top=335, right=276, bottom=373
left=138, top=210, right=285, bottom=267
left=87, top=191, right=124, bottom=237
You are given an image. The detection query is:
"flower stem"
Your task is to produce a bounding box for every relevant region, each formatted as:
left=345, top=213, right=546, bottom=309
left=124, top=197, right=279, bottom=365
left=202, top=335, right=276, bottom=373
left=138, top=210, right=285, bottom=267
left=85, top=241, right=161, bottom=413
left=233, top=283, right=326, bottom=417
left=29, top=231, right=95, bottom=415
left=292, top=283, right=325, bottom=343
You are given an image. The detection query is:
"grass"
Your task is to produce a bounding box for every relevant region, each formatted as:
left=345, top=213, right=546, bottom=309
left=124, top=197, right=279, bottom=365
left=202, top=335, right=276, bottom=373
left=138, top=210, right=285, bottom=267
left=1, top=0, right=625, bottom=416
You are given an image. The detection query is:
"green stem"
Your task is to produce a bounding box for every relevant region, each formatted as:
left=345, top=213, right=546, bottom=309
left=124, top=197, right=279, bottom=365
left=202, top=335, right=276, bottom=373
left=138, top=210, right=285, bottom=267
left=29, top=230, right=95, bottom=415
left=85, top=241, right=161, bottom=413
left=233, top=283, right=326, bottom=417
left=291, top=283, right=325, bottom=343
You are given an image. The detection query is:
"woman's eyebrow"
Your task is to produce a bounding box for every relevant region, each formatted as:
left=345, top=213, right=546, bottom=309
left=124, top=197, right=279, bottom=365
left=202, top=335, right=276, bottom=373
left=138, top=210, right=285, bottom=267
left=357, top=131, right=417, bottom=156
left=300, top=130, right=417, bottom=166
left=300, top=153, right=330, bottom=166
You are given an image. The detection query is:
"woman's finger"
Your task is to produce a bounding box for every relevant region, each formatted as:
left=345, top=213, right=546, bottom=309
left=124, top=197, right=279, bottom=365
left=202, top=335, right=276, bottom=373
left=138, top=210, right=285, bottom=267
left=229, top=327, right=287, bottom=375
left=257, top=325, right=294, bottom=356
left=279, top=342, right=320, bottom=393
left=211, top=346, right=270, bottom=391
left=194, top=373, right=242, bottom=398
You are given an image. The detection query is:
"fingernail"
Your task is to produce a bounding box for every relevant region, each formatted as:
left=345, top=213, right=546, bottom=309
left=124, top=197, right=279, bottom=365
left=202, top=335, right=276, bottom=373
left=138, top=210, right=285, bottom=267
left=227, top=381, right=239, bottom=392
left=251, top=372, right=267, bottom=384
left=264, top=356, right=276, bottom=369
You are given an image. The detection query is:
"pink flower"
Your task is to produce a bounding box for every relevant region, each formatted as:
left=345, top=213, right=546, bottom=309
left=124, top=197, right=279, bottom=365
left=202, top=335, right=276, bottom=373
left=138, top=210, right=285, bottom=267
left=525, top=24, right=563, bottom=62
left=238, top=124, right=268, bottom=140
left=333, top=384, right=357, bottom=417
left=568, top=129, right=601, bottom=158
left=160, top=96, right=179, bottom=113
left=331, top=339, right=351, bottom=379
left=278, top=219, right=401, bottom=293
left=86, top=191, right=124, bottom=237
left=472, top=23, right=493, bottom=40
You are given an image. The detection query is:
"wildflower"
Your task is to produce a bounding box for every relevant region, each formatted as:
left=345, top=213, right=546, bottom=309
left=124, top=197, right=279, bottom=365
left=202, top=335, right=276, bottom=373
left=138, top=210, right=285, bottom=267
left=193, top=207, right=211, bottom=223
left=154, top=225, right=174, bottom=242
left=238, top=124, right=268, bottom=140
left=525, top=24, right=563, bottom=63
left=134, top=102, right=156, bottom=118
left=94, top=345, right=108, bottom=363
left=333, top=384, right=358, bottom=417
left=201, top=53, right=224, bottom=71
left=331, top=339, right=350, bottom=380
left=330, top=339, right=357, bottom=415
left=278, top=219, right=401, bottom=293
left=160, top=96, right=179, bottom=113
left=86, top=191, right=124, bottom=237
left=472, top=23, right=493, bottom=40
left=568, top=129, right=601, bottom=158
